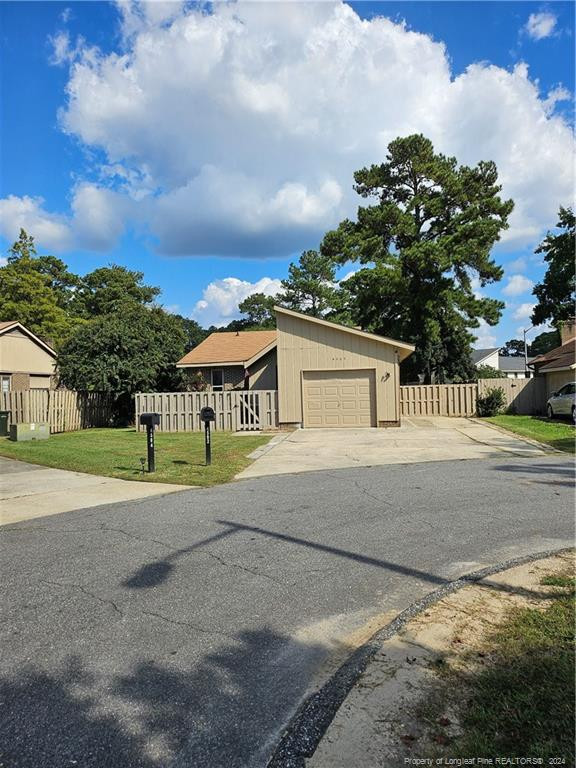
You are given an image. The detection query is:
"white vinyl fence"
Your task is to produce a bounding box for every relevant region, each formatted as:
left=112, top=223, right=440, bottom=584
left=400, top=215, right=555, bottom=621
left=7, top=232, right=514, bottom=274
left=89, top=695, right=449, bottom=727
left=135, top=390, right=278, bottom=432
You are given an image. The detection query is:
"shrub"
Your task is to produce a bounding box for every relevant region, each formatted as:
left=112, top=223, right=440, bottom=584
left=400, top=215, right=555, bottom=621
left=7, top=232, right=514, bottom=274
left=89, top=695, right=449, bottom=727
left=477, top=386, right=506, bottom=417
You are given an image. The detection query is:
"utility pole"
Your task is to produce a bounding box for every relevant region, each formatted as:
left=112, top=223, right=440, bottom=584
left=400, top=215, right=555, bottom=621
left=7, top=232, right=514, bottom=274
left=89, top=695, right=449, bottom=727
left=523, top=325, right=535, bottom=377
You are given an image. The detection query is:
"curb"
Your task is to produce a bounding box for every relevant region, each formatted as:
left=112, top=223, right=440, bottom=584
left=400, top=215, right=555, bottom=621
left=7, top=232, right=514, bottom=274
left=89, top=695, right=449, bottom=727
left=267, top=546, right=574, bottom=768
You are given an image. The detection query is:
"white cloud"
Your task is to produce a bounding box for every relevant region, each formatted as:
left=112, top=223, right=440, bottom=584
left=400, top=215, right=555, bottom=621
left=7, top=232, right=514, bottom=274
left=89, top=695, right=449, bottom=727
left=0, top=195, right=73, bottom=251
left=470, top=276, right=485, bottom=299
left=506, top=257, right=527, bottom=272
left=472, top=319, right=498, bottom=349
left=192, top=276, right=283, bottom=327
left=524, top=12, right=557, bottom=40
left=5, top=1, right=573, bottom=257
left=0, top=185, right=129, bottom=253
left=512, top=302, right=536, bottom=321
left=502, top=274, right=534, bottom=296
left=542, top=85, right=572, bottom=115
left=0, top=257, right=7, bottom=267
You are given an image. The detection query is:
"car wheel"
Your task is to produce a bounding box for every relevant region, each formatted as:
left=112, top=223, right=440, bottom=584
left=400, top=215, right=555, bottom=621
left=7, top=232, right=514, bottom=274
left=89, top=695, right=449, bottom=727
left=547, top=404, right=554, bottom=419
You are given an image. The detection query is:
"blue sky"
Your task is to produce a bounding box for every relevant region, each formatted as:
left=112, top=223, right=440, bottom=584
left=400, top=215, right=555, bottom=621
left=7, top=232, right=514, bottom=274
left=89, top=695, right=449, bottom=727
left=0, top=1, right=574, bottom=344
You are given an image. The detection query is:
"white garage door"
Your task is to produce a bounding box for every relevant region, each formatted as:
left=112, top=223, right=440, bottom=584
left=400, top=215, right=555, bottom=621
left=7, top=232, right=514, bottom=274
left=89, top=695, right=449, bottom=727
left=302, top=370, right=376, bottom=428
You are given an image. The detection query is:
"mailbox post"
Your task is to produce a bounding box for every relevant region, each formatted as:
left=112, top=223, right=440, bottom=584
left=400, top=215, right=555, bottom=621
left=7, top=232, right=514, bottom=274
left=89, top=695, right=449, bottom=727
left=139, top=413, right=160, bottom=472
left=200, top=406, right=216, bottom=466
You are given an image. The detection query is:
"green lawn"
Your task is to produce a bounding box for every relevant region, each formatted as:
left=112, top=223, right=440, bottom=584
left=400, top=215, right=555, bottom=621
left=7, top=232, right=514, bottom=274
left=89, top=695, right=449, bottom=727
left=444, top=571, right=575, bottom=762
left=0, top=428, right=271, bottom=486
left=486, top=415, right=575, bottom=453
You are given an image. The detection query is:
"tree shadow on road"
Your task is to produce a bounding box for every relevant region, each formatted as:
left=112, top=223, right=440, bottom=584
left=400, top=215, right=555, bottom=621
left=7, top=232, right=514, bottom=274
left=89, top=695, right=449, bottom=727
left=0, top=627, right=325, bottom=768
left=491, top=462, right=574, bottom=488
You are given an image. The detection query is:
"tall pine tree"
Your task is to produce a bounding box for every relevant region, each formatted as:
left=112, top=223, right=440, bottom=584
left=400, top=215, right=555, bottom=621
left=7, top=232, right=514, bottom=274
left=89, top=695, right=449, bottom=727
left=321, top=135, right=513, bottom=383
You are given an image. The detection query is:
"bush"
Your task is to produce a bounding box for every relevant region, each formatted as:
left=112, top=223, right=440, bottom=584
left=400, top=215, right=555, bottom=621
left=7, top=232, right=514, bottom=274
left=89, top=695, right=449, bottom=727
left=477, top=386, right=506, bottom=417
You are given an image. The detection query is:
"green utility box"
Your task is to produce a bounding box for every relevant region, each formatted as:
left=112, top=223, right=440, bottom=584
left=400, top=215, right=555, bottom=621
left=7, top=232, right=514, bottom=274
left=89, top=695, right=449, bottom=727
left=9, top=422, right=50, bottom=441
left=0, top=411, right=9, bottom=437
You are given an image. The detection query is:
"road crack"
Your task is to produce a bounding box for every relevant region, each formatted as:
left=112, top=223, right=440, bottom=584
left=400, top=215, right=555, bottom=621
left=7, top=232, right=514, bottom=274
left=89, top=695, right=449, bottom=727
left=141, top=609, right=235, bottom=640
left=39, top=578, right=124, bottom=617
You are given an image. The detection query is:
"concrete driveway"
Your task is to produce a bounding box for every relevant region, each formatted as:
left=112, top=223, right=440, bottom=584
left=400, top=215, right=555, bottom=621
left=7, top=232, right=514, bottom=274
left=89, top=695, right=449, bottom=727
left=237, top=417, right=550, bottom=479
left=0, top=457, right=187, bottom=525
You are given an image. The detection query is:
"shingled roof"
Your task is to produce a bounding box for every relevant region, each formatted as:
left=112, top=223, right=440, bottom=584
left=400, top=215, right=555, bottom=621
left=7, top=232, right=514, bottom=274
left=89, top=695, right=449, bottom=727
left=176, top=330, right=277, bottom=367
left=530, top=338, right=576, bottom=373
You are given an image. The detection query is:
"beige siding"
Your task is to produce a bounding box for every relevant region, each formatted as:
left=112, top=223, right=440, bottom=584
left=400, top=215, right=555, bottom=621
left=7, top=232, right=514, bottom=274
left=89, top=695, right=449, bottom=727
left=248, top=349, right=277, bottom=390
left=0, top=328, right=56, bottom=377
left=546, top=370, right=575, bottom=396
left=276, top=312, right=399, bottom=426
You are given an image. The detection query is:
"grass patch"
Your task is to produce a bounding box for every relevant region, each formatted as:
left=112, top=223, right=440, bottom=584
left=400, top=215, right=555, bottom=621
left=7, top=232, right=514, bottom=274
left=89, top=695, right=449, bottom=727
left=0, top=428, right=271, bottom=487
left=432, top=570, right=575, bottom=762
left=486, top=414, right=575, bottom=453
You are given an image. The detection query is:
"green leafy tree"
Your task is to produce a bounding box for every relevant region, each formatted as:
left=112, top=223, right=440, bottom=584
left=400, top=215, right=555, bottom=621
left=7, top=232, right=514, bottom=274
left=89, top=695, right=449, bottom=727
left=58, top=306, right=187, bottom=419
left=173, top=315, right=209, bottom=352
left=278, top=250, right=339, bottom=317
left=530, top=329, right=561, bottom=356
left=238, top=293, right=277, bottom=328
left=475, top=364, right=502, bottom=379
left=0, top=229, right=80, bottom=347
left=321, top=134, right=513, bottom=383
left=531, top=207, right=575, bottom=328
left=73, top=265, right=161, bottom=318
left=499, top=339, right=526, bottom=357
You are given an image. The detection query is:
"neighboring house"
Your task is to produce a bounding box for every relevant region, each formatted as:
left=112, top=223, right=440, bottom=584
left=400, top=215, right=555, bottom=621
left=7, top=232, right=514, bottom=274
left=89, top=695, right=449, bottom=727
left=0, top=321, right=57, bottom=392
left=529, top=319, right=576, bottom=396
left=471, top=347, right=500, bottom=370
left=497, top=355, right=534, bottom=379
left=176, top=330, right=278, bottom=391
left=177, top=307, right=414, bottom=428
left=471, top=347, right=534, bottom=378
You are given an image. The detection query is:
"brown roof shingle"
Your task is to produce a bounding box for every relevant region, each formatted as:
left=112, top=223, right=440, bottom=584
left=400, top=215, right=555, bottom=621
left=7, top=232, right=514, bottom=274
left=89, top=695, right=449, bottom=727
left=0, top=321, right=17, bottom=332
left=177, top=330, right=277, bottom=367
left=531, top=338, right=576, bottom=372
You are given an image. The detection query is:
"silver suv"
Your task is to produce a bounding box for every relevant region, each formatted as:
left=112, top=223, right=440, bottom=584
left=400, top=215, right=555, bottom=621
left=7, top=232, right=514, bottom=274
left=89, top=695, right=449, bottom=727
left=546, top=382, right=575, bottom=421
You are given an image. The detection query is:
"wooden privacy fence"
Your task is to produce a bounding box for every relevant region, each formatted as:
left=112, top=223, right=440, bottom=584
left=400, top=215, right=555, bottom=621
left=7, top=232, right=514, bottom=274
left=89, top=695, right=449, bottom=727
left=135, top=390, right=279, bottom=432
left=1, top=390, right=113, bottom=433
left=477, top=377, right=547, bottom=415
left=400, top=378, right=548, bottom=417
left=400, top=383, right=478, bottom=417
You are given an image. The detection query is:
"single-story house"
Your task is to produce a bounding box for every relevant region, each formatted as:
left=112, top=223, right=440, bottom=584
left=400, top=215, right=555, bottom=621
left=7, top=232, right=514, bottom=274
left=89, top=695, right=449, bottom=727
left=176, top=307, right=415, bottom=428
left=471, top=347, right=534, bottom=378
left=529, top=319, right=575, bottom=396
left=0, top=321, right=57, bottom=392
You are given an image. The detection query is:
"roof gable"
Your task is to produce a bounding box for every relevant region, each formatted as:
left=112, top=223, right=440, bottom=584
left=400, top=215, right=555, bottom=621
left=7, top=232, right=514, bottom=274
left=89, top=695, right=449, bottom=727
left=471, top=348, right=499, bottom=365
left=274, top=306, right=415, bottom=361
left=176, top=330, right=277, bottom=367
left=0, top=321, right=56, bottom=358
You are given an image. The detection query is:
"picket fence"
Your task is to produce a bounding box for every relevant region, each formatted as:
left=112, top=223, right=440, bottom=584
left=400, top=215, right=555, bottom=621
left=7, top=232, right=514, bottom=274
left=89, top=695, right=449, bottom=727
left=135, top=390, right=279, bottom=432
left=1, top=390, right=113, bottom=433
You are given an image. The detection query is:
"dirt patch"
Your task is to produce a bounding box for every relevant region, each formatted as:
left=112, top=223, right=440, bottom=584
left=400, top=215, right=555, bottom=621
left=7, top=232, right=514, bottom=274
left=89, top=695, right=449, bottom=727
left=307, top=551, right=575, bottom=768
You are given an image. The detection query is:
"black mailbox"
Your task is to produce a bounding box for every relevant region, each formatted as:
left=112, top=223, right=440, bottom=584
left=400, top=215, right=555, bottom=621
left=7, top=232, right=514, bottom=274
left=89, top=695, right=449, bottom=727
left=200, top=406, right=215, bottom=423
left=140, top=412, right=160, bottom=427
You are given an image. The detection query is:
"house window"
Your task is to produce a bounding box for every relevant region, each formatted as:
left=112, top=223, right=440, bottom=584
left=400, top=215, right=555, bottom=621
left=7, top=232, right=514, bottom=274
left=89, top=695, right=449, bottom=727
left=1, top=375, right=10, bottom=393
left=211, top=369, right=224, bottom=391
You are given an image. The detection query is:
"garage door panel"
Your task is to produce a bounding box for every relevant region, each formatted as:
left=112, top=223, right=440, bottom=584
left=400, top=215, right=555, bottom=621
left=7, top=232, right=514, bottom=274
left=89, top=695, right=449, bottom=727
left=303, top=370, right=376, bottom=428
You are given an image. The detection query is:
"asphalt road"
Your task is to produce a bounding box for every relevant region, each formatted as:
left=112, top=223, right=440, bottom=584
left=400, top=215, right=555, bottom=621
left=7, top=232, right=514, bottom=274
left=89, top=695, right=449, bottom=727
left=1, top=456, right=574, bottom=768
